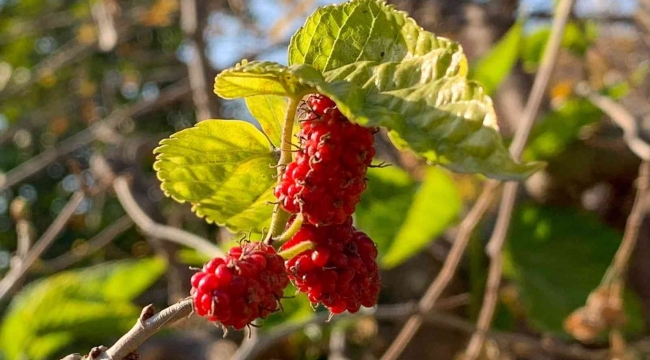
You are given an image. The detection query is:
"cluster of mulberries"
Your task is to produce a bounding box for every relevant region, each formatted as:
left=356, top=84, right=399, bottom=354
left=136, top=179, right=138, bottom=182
left=274, top=94, right=376, bottom=226
left=190, top=94, right=381, bottom=329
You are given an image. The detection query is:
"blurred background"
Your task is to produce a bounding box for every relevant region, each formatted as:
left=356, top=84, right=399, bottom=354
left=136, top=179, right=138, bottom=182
left=1, top=0, right=650, bottom=359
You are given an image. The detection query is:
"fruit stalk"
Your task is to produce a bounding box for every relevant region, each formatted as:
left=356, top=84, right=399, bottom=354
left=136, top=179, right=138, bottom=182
left=265, top=96, right=301, bottom=244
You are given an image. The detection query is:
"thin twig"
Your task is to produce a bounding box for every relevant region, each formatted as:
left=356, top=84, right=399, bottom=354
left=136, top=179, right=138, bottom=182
left=607, top=161, right=650, bottom=282
left=0, top=79, right=190, bottom=190
left=231, top=302, right=615, bottom=360
left=465, top=0, right=576, bottom=358
left=328, top=325, right=348, bottom=360
left=41, top=216, right=134, bottom=272
left=180, top=0, right=215, bottom=121
left=112, top=176, right=223, bottom=257
left=578, top=86, right=650, bottom=161
left=0, top=191, right=85, bottom=303
left=376, top=181, right=499, bottom=360
left=96, top=299, right=195, bottom=360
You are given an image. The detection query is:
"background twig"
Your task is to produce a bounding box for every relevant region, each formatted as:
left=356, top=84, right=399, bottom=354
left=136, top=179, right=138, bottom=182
left=112, top=176, right=223, bottom=257
left=0, top=191, right=86, bottom=303
left=465, top=0, right=576, bottom=358
left=41, top=216, right=134, bottom=273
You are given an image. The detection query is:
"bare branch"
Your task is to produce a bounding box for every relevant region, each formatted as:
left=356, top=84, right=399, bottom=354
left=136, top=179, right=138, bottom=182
left=112, top=176, right=223, bottom=257
left=609, top=161, right=650, bottom=281
left=370, top=181, right=499, bottom=360
left=0, top=79, right=190, bottom=191
left=0, top=191, right=85, bottom=303
left=93, top=299, right=194, bottom=360
left=578, top=86, right=650, bottom=161
left=180, top=0, right=216, bottom=121
left=232, top=302, right=615, bottom=360
left=41, top=216, right=134, bottom=273
left=465, top=0, right=576, bottom=358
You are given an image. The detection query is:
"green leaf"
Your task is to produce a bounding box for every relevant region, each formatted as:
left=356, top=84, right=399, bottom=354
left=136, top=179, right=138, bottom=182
left=381, top=166, right=461, bottom=268
left=213, top=1, right=542, bottom=180
left=214, top=60, right=320, bottom=99
left=215, top=58, right=542, bottom=180
left=154, top=120, right=279, bottom=233
left=286, top=0, right=541, bottom=179
left=288, top=0, right=463, bottom=73
left=504, top=204, right=645, bottom=336
left=356, top=166, right=417, bottom=258
left=245, top=95, right=287, bottom=148
left=0, top=258, right=166, bottom=360
left=471, top=21, right=523, bottom=95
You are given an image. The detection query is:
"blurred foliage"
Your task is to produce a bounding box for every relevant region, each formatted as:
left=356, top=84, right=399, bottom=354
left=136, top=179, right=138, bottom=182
left=504, top=204, right=645, bottom=337
left=521, top=21, right=598, bottom=72
left=471, top=21, right=523, bottom=95
left=0, top=258, right=166, bottom=360
left=356, top=166, right=461, bottom=269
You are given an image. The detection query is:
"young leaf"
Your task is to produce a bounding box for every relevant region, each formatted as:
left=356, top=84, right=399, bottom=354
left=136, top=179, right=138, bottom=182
left=214, top=60, right=318, bottom=99
left=381, top=166, right=461, bottom=268
left=154, top=120, right=278, bottom=233
left=471, top=21, right=523, bottom=95
left=245, top=95, right=287, bottom=147
left=504, top=204, right=645, bottom=336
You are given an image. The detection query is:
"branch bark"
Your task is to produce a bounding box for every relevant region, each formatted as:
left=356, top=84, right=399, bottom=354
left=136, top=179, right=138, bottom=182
left=95, top=299, right=194, bottom=360
left=112, top=176, right=223, bottom=257
left=0, top=191, right=86, bottom=303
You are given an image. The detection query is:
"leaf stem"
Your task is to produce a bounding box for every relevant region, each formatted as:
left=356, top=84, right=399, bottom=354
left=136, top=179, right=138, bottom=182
left=278, top=240, right=315, bottom=260
left=265, top=96, right=301, bottom=244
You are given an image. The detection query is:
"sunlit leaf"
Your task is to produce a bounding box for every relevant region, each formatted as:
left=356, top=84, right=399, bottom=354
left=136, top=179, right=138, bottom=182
left=245, top=95, right=287, bottom=148
left=154, top=120, right=278, bottom=232
left=288, top=0, right=463, bottom=72
left=213, top=0, right=542, bottom=180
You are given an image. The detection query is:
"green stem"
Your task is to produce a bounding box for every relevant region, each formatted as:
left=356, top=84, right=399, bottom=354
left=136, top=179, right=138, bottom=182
left=276, top=213, right=303, bottom=244
left=265, top=96, right=301, bottom=244
left=278, top=240, right=315, bottom=260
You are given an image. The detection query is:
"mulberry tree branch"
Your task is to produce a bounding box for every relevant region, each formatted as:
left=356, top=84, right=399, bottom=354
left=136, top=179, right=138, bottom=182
left=465, top=0, right=576, bottom=358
